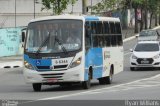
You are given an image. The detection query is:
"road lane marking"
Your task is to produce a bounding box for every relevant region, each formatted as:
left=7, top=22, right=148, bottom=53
left=33, top=74, right=160, bottom=100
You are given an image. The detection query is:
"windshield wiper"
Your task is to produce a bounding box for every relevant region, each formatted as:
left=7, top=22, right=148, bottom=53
left=36, top=32, right=50, bottom=55
left=54, top=36, right=68, bottom=54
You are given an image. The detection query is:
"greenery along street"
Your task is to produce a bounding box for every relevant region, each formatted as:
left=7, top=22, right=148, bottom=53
left=40, top=0, right=160, bottom=34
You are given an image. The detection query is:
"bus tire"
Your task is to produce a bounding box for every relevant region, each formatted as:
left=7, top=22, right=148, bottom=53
left=32, top=83, right=41, bottom=92
left=99, top=67, right=113, bottom=84
left=98, top=78, right=105, bottom=85
left=106, top=67, right=113, bottom=84
left=82, top=71, right=91, bottom=89
left=60, top=83, right=72, bottom=87
left=130, top=67, right=135, bottom=71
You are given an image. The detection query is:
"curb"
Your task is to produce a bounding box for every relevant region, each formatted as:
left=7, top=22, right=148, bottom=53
left=0, top=61, right=23, bottom=69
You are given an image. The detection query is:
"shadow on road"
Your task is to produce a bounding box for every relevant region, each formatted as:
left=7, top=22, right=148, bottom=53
left=132, top=67, right=160, bottom=72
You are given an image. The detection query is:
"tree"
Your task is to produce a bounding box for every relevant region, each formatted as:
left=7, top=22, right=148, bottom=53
left=91, top=0, right=144, bottom=33
left=41, top=0, right=77, bottom=15
left=121, top=0, right=144, bottom=32
left=147, top=0, right=159, bottom=28
left=124, top=0, right=160, bottom=31
left=91, top=0, right=122, bottom=15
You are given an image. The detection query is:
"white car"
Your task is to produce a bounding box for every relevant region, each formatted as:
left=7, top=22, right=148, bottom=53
left=130, top=41, right=160, bottom=71
left=138, top=29, right=160, bottom=41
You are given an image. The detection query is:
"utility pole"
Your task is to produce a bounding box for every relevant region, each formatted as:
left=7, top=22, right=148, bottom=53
left=15, top=0, right=16, bottom=27
left=71, top=1, right=74, bottom=14
left=34, top=0, right=35, bottom=19
left=82, top=0, right=87, bottom=14
left=91, top=0, right=92, bottom=15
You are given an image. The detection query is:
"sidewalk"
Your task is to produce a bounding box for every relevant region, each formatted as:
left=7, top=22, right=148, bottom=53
left=0, top=55, right=23, bottom=69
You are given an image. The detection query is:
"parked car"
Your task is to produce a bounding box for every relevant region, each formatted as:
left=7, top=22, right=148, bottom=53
left=130, top=41, right=160, bottom=71
left=138, top=29, right=160, bottom=41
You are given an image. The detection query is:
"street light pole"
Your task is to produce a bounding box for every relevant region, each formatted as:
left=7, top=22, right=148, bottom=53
left=34, top=0, right=35, bottom=19
left=15, top=0, right=16, bottom=27
left=82, top=0, right=87, bottom=15
left=71, top=1, right=73, bottom=14
left=91, top=0, right=92, bottom=15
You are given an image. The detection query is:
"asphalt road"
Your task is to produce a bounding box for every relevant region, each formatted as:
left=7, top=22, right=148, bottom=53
left=0, top=38, right=160, bottom=105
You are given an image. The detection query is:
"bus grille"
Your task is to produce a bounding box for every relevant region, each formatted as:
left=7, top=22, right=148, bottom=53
left=36, top=66, right=50, bottom=70
left=40, top=73, right=64, bottom=79
left=54, top=65, right=67, bottom=69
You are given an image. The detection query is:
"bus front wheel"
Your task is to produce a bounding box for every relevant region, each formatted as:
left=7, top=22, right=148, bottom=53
left=32, top=83, right=41, bottom=92
left=82, top=71, right=91, bottom=89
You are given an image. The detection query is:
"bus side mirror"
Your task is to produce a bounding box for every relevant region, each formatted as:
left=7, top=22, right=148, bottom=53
left=22, top=32, right=25, bottom=42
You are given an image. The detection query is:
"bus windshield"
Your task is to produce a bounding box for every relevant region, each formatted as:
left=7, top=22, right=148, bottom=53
left=25, top=20, right=83, bottom=53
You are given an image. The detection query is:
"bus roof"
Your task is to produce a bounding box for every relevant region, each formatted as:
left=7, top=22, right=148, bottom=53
left=29, top=14, right=120, bottom=23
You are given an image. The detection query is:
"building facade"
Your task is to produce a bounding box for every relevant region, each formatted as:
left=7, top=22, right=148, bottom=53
left=0, top=0, right=101, bottom=28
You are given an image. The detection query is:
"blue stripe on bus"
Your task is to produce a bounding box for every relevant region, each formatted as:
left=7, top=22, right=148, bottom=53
left=24, top=54, right=51, bottom=69
left=84, top=16, right=99, bottom=21
left=85, top=48, right=103, bottom=81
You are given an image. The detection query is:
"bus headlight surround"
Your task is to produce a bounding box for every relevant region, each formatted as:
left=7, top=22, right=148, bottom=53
left=69, top=57, right=82, bottom=68
left=24, top=61, right=34, bottom=70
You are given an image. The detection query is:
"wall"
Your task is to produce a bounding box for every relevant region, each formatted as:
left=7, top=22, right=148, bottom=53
left=0, top=0, right=102, bottom=28
left=0, top=27, right=23, bottom=57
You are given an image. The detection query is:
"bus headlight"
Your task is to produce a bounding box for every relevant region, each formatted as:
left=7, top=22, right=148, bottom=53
left=24, top=61, right=34, bottom=69
left=69, top=57, right=82, bottom=68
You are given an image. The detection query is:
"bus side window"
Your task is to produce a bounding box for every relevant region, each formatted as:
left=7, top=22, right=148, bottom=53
left=85, top=21, right=92, bottom=50
left=96, top=21, right=103, bottom=34
left=94, top=21, right=104, bottom=47
left=91, top=21, right=96, bottom=47
left=115, top=22, right=122, bottom=46
left=98, top=35, right=105, bottom=47
left=103, top=21, right=111, bottom=47
left=93, top=35, right=98, bottom=47
left=109, top=22, right=117, bottom=46
left=105, top=36, right=111, bottom=47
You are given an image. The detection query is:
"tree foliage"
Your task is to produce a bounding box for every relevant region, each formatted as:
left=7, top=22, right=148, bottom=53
left=91, top=0, right=122, bottom=14
left=41, top=0, right=77, bottom=15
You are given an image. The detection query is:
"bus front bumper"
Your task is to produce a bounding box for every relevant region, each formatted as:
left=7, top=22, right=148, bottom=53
left=23, top=67, right=84, bottom=84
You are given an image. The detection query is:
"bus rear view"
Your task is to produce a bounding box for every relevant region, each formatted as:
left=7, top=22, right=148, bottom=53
left=23, top=15, right=123, bottom=91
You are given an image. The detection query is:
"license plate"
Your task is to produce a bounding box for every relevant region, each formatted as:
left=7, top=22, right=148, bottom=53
left=141, top=60, right=149, bottom=64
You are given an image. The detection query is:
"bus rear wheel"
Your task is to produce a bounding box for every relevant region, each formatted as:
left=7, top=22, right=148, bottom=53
left=106, top=69, right=113, bottom=84
left=32, top=83, right=41, bottom=92
left=98, top=67, right=113, bottom=84
left=98, top=77, right=106, bottom=84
